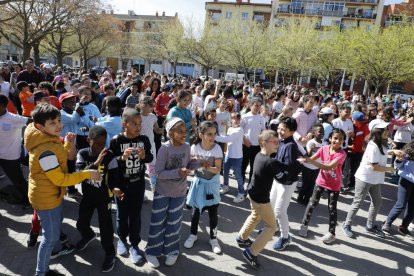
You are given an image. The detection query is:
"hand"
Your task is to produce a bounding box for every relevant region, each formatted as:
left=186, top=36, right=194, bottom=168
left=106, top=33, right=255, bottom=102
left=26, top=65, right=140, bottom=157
left=178, top=168, right=192, bottom=177
left=76, top=106, right=85, bottom=116
left=297, top=157, right=307, bottom=164
left=95, top=148, right=108, bottom=166
left=89, top=116, right=98, bottom=123
left=306, top=133, right=313, bottom=140
left=394, top=150, right=404, bottom=160
left=136, top=147, right=145, bottom=159
left=112, top=188, right=125, bottom=200
left=89, top=170, right=102, bottom=181
left=244, top=139, right=251, bottom=147
left=65, top=132, right=76, bottom=144
left=122, top=147, right=135, bottom=160
left=299, top=137, right=308, bottom=144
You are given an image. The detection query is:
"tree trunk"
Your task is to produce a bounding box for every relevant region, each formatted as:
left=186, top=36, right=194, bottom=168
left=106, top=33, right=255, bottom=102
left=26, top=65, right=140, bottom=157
left=23, top=43, right=31, bottom=62
left=83, top=51, right=88, bottom=69
left=33, top=43, right=41, bottom=66
left=56, top=48, right=64, bottom=68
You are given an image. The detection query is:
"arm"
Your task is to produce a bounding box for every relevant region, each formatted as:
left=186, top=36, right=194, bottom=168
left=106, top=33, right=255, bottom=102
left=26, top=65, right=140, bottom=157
left=140, top=136, right=153, bottom=163
left=304, top=155, right=340, bottom=171
left=155, top=146, right=181, bottom=179
left=203, top=158, right=222, bottom=175
left=60, top=110, right=81, bottom=125
left=215, top=128, right=242, bottom=143
left=153, top=121, right=163, bottom=134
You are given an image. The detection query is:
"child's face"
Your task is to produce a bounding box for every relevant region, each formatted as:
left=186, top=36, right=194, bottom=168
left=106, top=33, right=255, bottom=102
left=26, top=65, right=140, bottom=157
left=79, top=90, right=92, bottom=103
left=261, top=107, right=269, bottom=116
left=21, top=86, right=29, bottom=93
left=314, top=127, right=324, bottom=140
left=207, top=111, right=216, bottom=122
left=140, top=103, right=153, bottom=115
left=340, top=108, right=351, bottom=119
left=199, top=127, right=217, bottom=147
left=88, top=135, right=106, bottom=156
left=263, top=136, right=279, bottom=154
left=178, top=96, right=191, bottom=109
left=218, top=100, right=227, bottom=111
left=329, top=132, right=344, bottom=150
left=277, top=123, right=294, bottom=140
left=36, top=117, right=62, bottom=137
left=123, top=115, right=142, bottom=138
left=250, top=101, right=261, bottom=114
left=62, top=98, right=76, bottom=111
left=231, top=116, right=240, bottom=127
left=170, top=122, right=187, bottom=146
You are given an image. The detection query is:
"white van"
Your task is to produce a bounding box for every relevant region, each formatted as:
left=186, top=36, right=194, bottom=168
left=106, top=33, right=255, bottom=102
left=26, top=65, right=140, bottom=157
left=224, top=73, right=245, bottom=82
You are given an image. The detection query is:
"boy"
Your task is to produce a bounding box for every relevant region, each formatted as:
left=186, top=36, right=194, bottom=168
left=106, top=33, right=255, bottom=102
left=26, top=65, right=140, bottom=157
left=237, top=130, right=287, bottom=269
left=271, top=116, right=302, bottom=251
left=24, top=104, right=100, bottom=276
left=75, top=126, right=121, bottom=272
left=17, top=81, right=34, bottom=117
left=96, top=96, right=123, bottom=148
left=109, top=108, right=153, bottom=264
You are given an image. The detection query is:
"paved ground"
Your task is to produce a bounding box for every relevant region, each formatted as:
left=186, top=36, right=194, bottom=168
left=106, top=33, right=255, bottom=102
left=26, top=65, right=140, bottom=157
left=0, top=166, right=413, bottom=276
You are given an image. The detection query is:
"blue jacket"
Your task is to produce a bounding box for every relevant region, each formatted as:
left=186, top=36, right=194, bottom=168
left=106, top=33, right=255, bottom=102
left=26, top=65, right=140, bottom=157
left=96, top=115, right=122, bottom=148
left=60, top=108, right=81, bottom=137
left=76, top=102, right=101, bottom=136
left=396, top=159, right=414, bottom=184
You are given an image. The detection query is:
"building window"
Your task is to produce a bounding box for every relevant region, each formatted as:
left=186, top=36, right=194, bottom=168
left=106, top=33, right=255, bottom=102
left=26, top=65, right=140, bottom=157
left=152, top=60, right=162, bottom=65
left=253, top=14, right=265, bottom=22
left=225, top=11, right=232, bottom=19
left=291, top=0, right=303, bottom=14
left=241, top=12, right=249, bottom=20
left=211, top=12, right=221, bottom=21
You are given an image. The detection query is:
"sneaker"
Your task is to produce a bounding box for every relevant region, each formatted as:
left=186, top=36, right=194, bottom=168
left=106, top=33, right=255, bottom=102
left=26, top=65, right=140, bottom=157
left=219, top=185, right=230, bottom=194
left=236, top=236, right=253, bottom=247
left=273, top=235, right=291, bottom=251
left=44, top=270, right=65, bottom=276
left=76, top=232, right=97, bottom=251
left=145, top=253, right=160, bottom=268
left=398, top=226, right=414, bottom=240
left=209, top=238, right=221, bottom=254
left=382, top=222, right=391, bottom=235
left=341, top=223, right=354, bottom=238
left=408, top=223, right=414, bottom=232
left=365, top=225, right=385, bottom=238
left=129, top=246, right=143, bottom=264
left=101, top=254, right=116, bottom=273
left=27, top=231, right=39, bottom=248
left=165, top=254, right=179, bottom=266
left=299, top=224, right=308, bottom=237
left=320, top=232, right=336, bottom=244
left=242, top=248, right=260, bottom=269
left=117, top=239, right=129, bottom=256
left=184, top=234, right=197, bottom=249
left=59, top=232, right=68, bottom=244
left=233, top=193, right=245, bottom=203
left=67, top=190, right=82, bottom=199
left=50, top=243, right=74, bottom=259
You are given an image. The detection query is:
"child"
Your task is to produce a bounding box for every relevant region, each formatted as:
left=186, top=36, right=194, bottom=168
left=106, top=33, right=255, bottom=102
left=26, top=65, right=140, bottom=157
left=215, top=97, right=230, bottom=137
left=96, top=96, right=123, bottom=148
left=297, top=124, right=324, bottom=206
left=125, top=82, right=141, bottom=108
left=184, top=121, right=223, bottom=254
left=260, top=104, right=271, bottom=129
left=269, top=105, right=293, bottom=132
left=18, top=81, right=34, bottom=117
left=24, top=104, right=100, bottom=276
left=75, top=126, right=122, bottom=272
left=137, top=96, right=164, bottom=190
left=319, top=107, right=335, bottom=143
left=167, top=89, right=196, bottom=143
left=215, top=112, right=245, bottom=203
left=297, top=128, right=347, bottom=244
left=342, top=122, right=400, bottom=239
left=203, top=107, right=219, bottom=133
left=109, top=108, right=153, bottom=264
left=144, top=118, right=200, bottom=268
left=237, top=130, right=288, bottom=269
left=383, top=140, right=414, bottom=239
left=270, top=116, right=302, bottom=251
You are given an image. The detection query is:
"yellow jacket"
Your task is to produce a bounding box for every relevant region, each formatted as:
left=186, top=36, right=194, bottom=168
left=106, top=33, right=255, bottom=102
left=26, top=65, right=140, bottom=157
left=24, top=123, right=91, bottom=210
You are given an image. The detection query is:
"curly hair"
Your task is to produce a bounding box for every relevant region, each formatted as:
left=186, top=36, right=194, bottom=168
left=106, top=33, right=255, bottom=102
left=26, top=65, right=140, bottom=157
left=402, top=140, right=414, bottom=161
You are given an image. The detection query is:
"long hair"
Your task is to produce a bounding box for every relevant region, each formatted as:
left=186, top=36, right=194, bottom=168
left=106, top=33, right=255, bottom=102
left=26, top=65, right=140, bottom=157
left=190, top=121, right=215, bottom=145
left=327, top=128, right=346, bottom=147
left=369, top=128, right=387, bottom=155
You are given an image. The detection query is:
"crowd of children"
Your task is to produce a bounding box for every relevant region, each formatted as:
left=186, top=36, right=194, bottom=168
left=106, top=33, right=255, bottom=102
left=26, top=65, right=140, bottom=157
left=1, top=62, right=414, bottom=274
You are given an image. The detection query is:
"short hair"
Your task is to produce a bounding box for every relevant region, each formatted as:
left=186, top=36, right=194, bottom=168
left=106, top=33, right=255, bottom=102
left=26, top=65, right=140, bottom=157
left=0, top=94, right=8, bottom=107
left=122, top=108, right=140, bottom=122
left=78, top=85, right=90, bottom=95
left=250, top=97, right=263, bottom=105
left=31, top=104, right=60, bottom=125
left=278, top=116, right=298, bottom=131
left=339, top=104, right=351, bottom=111
left=88, top=125, right=107, bottom=139
left=104, top=83, right=114, bottom=91
left=17, top=81, right=29, bottom=91
left=106, top=96, right=121, bottom=110
left=177, top=89, right=191, bottom=101
left=139, top=95, right=155, bottom=106
left=38, top=82, right=54, bottom=94
left=259, top=129, right=277, bottom=145
left=230, top=112, right=240, bottom=119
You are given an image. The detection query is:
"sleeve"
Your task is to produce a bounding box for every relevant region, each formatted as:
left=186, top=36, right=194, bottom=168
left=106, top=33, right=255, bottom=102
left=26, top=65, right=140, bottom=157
left=93, top=105, right=102, bottom=119
left=334, top=151, right=347, bottom=166
left=365, top=143, right=378, bottom=164
left=60, top=111, right=81, bottom=125
left=391, top=118, right=409, bottom=127
left=76, top=151, right=87, bottom=171
left=215, top=128, right=242, bottom=143
left=213, top=144, right=223, bottom=159
left=106, top=156, right=119, bottom=190
left=39, top=150, right=91, bottom=187
left=154, top=95, right=161, bottom=115
left=10, top=113, right=28, bottom=127
left=155, top=145, right=181, bottom=179
left=141, top=136, right=154, bottom=163
left=187, top=145, right=201, bottom=170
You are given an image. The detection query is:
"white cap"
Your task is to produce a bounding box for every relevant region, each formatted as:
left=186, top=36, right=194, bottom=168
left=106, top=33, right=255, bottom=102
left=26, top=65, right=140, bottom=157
left=320, top=107, right=334, bottom=115
left=368, top=119, right=390, bottom=131
left=44, top=64, right=52, bottom=69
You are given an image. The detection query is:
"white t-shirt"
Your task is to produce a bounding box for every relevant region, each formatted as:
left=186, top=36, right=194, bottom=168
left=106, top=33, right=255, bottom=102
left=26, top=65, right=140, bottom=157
left=241, top=112, right=266, bottom=146
left=0, top=112, right=28, bottom=160
left=332, top=117, right=353, bottom=148
left=215, top=126, right=243, bottom=158
left=0, top=81, right=12, bottom=98
left=304, top=138, right=324, bottom=170
left=192, top=95, right=204, bottom=116
left=191, top=143, right=223, bottom=180
left=272, top=101, right=284, bottom=114
left=140, top=113, right=157, bottom=164
left=215, top=109, right=230, bottom=136
left=355, top=141, right=388, bottom=184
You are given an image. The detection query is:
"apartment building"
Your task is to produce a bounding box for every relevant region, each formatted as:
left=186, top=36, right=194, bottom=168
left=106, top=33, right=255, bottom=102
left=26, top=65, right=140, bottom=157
left=381, top=0, right=414, bottom=27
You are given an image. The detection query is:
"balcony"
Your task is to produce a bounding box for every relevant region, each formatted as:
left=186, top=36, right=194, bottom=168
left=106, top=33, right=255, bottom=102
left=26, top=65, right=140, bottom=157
left=348, top=0, right=378, bottom=3
left=276, top=8, right=346, bottom=17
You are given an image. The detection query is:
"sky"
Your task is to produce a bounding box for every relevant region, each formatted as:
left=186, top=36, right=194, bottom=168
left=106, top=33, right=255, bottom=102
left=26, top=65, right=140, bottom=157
left=109, top=0, right=405, bottom=26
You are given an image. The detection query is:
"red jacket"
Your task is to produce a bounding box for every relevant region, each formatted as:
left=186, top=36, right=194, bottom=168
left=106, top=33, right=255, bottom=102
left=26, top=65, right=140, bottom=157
left=154, top=94, right=170, bottom=117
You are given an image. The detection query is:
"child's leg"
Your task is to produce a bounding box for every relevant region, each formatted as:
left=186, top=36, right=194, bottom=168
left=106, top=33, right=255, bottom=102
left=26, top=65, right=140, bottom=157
left=241, top=145, right=250, bottom=183
left=386, top=178, right=410, bottom=225
left=233, top=158, right=245, bottom=195
left=401, top=180, right=414, bottom=228
left=348, top=152, right=363, bottom=189
left=76, top=198, right=96, bottom=239
left=249, top=202, right=277, bottom=256
left=239, top=200, right=262, bottom=240
left=298, top=167, right=316, bottom=202
left=222, top=157, right=231, bottom=187
left=96, top=199, right=115, bottom=256
left=163, top=195, right=186, bottom=256
left=302, top=186, right=324, bottom=226
left=207, top=204, right=219, bottom=239
left=367, top=184, right=382, bottom=228
left=273, top=181, right=297, bottom=238
left=36, top=204, right=63, bottom=275
left=115, top=194, right=129, bottom=243
left=327, top=190, right=340, bottom=235
left=190, top=208, right=201, bottom=236
left=344, top=179, right=371, bottom=226
left=145, top=194, right=170, bottom=256
left=127, top=186, right=145, bottom=247
left=247, top=146, right=260, bottom=184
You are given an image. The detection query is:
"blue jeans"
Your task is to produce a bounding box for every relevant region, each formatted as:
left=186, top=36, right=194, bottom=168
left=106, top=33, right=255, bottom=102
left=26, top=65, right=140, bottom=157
left=145, top=193, right=186, bottom=256
left=223, top=157, right=244, bottom=195
left=36, top=203, right=63, bottom=276
left=386, top=177, right=414, bottom=228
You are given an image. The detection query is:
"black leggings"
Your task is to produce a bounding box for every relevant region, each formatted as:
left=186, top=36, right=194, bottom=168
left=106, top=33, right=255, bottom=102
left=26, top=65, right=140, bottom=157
left=190, top=204, right=219, bottom=239
left=302, top=186, right=340, bottom=235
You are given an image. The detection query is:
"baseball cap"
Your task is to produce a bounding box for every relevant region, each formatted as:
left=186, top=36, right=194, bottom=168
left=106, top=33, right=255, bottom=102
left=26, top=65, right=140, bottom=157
left=320, top=107, right=335, bottom=115
left=352, top=111, right=366, bottom=122
left=43, top=64, right=52, bottom=70
left=369, top=119, right=390, bottom=131
left=59, top=92, right=77, bottom=104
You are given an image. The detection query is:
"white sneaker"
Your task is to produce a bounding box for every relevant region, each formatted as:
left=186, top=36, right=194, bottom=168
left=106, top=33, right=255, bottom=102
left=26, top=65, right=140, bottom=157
left=233, top=193, right=245, bottom=203
left=408, top=223, right=414, bottom=232
left=209, top=238, right=221, bottom=254
left=145, top=253, right=160, bottom=268
left=321, top=232, right=336, bottom=244
left=165, top=254, right=178, bottom=266
left=299, top=224, right=308, bottom=237
left=184, top=234, right=197, bottom=249
left=220, top=186, right=230, bottom=194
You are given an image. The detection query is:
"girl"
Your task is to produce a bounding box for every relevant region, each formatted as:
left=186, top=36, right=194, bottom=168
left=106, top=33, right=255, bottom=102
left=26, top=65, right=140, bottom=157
left=215, top=97, right=230, bottom=137
left=342, top=122, right=401, bottom=239
left=285, top=90, right=301, bottom=113
left=144, top=118, right=199, bottom=268
left=184, top=121, right=223, bottom=254
left=319, top=107, right=335, bottom=144
left=167, top=90, right=196, bottom=143
left=382, top=140, right=414, bottom=239
left=297, top=128, right=347, bottom=244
